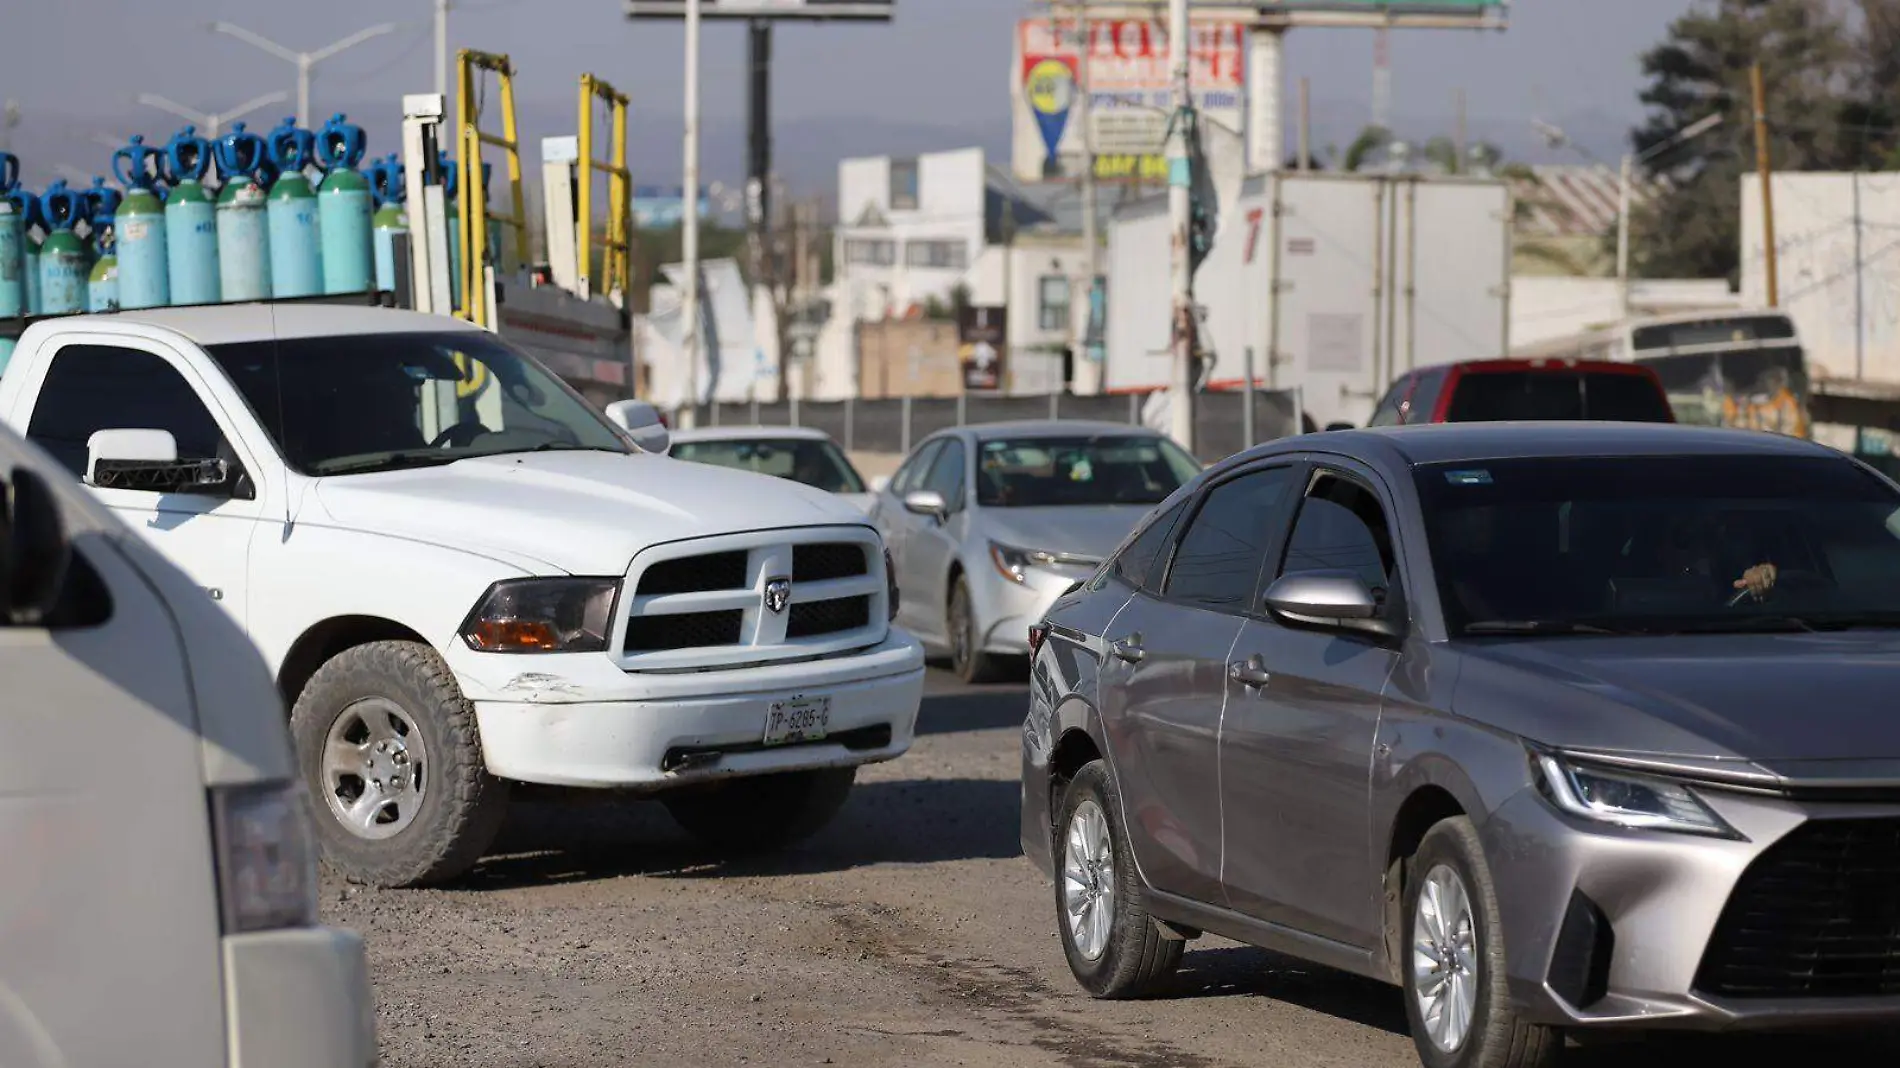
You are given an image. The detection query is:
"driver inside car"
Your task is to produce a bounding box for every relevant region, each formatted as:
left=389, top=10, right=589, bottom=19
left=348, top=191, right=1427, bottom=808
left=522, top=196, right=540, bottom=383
left=1655, top=512, right=1779, bottom=601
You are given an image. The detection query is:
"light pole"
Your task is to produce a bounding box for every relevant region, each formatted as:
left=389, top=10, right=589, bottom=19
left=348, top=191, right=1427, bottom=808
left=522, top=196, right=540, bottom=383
left=137, top=91, right=291, bottom=140
left=680, top=0, right=703, bottom=428
left=1166, top=0, right=1195, bottom=452
left=209, top=20, right=399, bottom=128
left=1618, top=112, right=1722, bottom=316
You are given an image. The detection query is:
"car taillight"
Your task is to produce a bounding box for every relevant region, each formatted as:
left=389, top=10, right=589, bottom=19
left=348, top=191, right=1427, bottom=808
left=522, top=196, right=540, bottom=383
left=209, top=782, right=319, bottom=934
left=1028, top=621, right=1050, bottom=656
left=884, top=548, right=899, bottom=621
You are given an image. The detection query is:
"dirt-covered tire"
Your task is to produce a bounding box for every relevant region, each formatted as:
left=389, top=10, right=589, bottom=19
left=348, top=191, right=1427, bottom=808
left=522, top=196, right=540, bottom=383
left=1055, top=760, right=1184, bottom=999
left=290, top=640, right=509, bottom=889
left=1402, top=817, right=1560, bottom=1068
left=664, top=766, right=857, bottom=853
left=949, top=575, right=1007, bottom=685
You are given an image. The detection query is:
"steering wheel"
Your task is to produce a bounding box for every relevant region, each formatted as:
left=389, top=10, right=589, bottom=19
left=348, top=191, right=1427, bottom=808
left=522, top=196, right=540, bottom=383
left=428, top=420, right=490, bottom=449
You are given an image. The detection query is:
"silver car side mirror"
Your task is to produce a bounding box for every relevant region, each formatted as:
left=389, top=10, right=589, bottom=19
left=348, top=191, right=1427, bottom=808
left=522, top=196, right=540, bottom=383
left=1264, top=570, right=1383, bottom=627
left=903, top=489, right=948, bottom=520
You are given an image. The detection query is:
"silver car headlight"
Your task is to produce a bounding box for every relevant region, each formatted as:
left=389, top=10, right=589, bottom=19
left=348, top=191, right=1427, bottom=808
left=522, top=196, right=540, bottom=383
left=989, top=541, right=1055, bottom=585
left=1533, top=753, right=1740, bottom=839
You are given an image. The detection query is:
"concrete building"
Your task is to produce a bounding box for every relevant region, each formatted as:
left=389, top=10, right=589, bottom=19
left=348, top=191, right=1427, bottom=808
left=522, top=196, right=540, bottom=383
left=823, top=146, right=1117, bottom=399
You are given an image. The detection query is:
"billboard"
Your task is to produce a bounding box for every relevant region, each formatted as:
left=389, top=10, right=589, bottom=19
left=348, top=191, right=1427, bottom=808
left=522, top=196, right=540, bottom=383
left=1012, top=16, right=1249, bottom=184
left=958, top=305, right=1009, bottom=391
left=625, top=0, right=892, bottom=19
left=1079, top=2, right=1508, bottom=29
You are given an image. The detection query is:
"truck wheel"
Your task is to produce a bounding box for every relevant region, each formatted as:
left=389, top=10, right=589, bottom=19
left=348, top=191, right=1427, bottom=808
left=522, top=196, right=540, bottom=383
left=290, top=640, right=509, bottom=889
left=949, top=576, right=1006, bottom=685
left=664, top=767, right=856, bottom=853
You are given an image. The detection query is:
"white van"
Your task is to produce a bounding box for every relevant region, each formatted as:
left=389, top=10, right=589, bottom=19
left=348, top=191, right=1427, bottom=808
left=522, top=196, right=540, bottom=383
left=0, top=423, right=373, bottom=1066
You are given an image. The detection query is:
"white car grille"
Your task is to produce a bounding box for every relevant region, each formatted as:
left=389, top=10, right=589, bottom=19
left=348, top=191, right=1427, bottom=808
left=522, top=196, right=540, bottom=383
left=614, top=525, right=889, bottom=672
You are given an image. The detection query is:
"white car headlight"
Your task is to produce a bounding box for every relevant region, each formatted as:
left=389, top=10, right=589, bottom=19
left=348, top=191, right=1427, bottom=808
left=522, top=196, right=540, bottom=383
left=210, top=781, right=320, bottom=933
left=1534, top=753, right=1740, bottom=839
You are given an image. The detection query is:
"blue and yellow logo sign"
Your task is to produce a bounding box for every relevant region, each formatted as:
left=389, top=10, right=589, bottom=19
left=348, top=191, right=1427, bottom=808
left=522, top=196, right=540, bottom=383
left=1023, top=57, right=1077, bottom=165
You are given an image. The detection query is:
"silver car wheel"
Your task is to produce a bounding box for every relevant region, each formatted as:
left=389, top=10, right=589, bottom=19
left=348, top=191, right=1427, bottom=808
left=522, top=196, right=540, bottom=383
left=1061, top=798, right=1116, bottom=961
left=1412, top=863, right=1478, bottom=1053
left=321, top=697, right=429, bottom=840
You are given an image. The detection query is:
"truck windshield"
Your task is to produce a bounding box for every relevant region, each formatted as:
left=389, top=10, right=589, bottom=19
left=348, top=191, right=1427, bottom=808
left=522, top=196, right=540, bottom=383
left=206, top=331, right=630, bottom=476
left=1416, top=454, right=1900, bottom=636
left=975, top=435, right=1201, bottom=507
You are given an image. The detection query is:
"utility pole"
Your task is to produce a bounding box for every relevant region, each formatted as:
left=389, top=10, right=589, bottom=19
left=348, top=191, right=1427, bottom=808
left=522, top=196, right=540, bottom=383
left=1073, top=0, right=1100, bottom=394
left=210, top=20, right=398, bottom=128
left=1166, top=0, right=1195, bottom=451
left=1617, top=152, right=1633, bottom=317
left=1751, top=61, right=1779, bottom=308
left=1454, top=87, right=1467, bottom=170
left=137, top=90, right=290, bottom=141
left=1002, top=197, right=1017, bottom=394
left=1297, top=77, right=1311, bottom=171
left=436, top=0, right=451, bottom=98
left=681, top=0, right=703, bottom=427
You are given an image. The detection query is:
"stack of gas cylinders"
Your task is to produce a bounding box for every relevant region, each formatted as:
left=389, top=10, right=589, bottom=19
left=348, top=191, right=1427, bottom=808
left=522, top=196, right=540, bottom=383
left=0, top=114, right=442, bottom=350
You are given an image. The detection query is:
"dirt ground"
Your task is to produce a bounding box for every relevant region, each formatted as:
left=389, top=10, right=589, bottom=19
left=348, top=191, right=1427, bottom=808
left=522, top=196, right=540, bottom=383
left=325, top=668, right=1898, bottom=1068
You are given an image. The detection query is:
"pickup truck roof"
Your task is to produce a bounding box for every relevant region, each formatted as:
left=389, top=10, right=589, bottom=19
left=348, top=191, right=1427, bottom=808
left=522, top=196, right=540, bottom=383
left=14, top=303, right=478, bottom=348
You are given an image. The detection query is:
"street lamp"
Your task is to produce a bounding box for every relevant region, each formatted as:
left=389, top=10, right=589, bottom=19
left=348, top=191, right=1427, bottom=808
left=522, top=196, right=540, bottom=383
left=137, top=91, right=291, bottom=140
left=209, top=20, right=399, bottom=129
left=1618, top=112, right=1723, bottom=315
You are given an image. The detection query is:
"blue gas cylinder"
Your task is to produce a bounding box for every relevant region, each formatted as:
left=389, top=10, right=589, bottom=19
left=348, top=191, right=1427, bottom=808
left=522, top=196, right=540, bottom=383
left=315, top=113, right=372, bottom=295
left=264, top=117, right=322, bottom=298
left=84, top=177, right=124, bottom=312
left=0, top=152, right=24, bottom=320
left=214, top=122, right=272, bottom=303
left=37, top=181, right=91, bottom=315
left=367, top=154, right=408, bottom=293
left=164, top=127, right=220, bottom=306
left=15, top=189, right=43, bottom=316
left=113, top=135, right=170, bottom=309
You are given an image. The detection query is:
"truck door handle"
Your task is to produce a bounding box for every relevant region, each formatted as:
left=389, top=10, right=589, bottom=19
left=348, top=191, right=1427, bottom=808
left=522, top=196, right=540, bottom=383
left=1109, top=637, right=1145, bottom=663
left=1229, top=657, right=1271, bottom=689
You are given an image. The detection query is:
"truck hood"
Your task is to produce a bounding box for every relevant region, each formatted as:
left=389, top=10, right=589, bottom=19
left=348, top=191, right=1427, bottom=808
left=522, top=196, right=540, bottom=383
left=1451, top=631, right=1900, bottom=767
left=308, top=450, right=869, bottom=575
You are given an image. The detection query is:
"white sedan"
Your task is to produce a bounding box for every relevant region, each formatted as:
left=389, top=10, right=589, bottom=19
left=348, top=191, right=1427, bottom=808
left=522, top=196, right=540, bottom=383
left=668, top=425, right=876, bottom=512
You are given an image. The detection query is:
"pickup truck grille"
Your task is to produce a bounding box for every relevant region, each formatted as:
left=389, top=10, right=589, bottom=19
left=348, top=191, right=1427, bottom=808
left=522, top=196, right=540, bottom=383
left=618, top=527, right=888, bottom=671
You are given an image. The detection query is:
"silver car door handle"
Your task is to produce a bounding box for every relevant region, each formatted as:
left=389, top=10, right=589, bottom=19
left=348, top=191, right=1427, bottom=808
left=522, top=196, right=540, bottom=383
left=1229, top=658, right=1272, bottom=689
left=1109, top=637, right=1145, bottom=663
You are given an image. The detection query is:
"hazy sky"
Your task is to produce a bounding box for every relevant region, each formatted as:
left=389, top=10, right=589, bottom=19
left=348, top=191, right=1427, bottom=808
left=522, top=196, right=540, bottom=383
left=2, top=1, right=1696, bottom=177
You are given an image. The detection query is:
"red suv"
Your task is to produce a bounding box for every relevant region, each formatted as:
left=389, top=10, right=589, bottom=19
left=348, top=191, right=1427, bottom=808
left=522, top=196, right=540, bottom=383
left=1367, top=358, right=1676, bottom=426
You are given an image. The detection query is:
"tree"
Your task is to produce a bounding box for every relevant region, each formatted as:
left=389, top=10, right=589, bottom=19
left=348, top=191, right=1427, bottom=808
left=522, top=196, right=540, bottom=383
left=1627, top=0, right=1854, bottom=282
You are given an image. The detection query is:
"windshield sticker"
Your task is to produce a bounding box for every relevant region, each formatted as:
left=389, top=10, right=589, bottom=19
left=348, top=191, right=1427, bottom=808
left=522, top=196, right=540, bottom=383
left=1446, top=469, right=1493, bottom=485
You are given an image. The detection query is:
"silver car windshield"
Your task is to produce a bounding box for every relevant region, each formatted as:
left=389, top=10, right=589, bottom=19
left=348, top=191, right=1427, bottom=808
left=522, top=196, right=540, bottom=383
left=670, top=437, right=867, bottom=493
left=207, top=331, right=631, bottom=476
left=1416, top=454, right=1900, bottom=635
left=975, top=435, right=1201, bottom=508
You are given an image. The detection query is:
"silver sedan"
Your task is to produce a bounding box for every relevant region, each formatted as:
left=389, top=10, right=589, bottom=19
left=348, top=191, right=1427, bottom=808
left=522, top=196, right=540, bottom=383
left=870, top=421, right=1202, bottom=683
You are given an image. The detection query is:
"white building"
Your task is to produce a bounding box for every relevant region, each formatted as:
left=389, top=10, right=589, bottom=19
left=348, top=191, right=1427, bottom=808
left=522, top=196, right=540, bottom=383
left=823, top=146, right=1117, bottom=397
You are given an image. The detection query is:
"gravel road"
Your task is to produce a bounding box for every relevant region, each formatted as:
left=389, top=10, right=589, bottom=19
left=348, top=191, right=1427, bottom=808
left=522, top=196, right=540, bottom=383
left=325, top=668, right=1897, bottom=1068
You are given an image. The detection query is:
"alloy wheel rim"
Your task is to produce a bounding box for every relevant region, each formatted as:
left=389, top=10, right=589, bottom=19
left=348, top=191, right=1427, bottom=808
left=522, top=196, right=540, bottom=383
left=321, top=697, right=429, bottom=840
left=1061, top=799, right=1116, bottom=961
left=1411, top=863, right=1478, bottom=1052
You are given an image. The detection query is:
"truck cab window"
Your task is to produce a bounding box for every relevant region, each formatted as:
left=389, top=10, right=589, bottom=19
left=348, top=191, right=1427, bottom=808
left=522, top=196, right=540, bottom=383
left=25, top=345, right=229, bottom=481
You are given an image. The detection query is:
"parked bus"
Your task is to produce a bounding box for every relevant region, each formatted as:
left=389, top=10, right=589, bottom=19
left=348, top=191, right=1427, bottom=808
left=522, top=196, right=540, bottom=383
left=1512, top=309, right=1810, bottom=438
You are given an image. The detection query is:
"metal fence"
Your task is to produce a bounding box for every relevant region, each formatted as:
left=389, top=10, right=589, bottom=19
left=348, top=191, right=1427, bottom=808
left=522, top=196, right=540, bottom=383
left=688, top=389, right=1305, bottom=464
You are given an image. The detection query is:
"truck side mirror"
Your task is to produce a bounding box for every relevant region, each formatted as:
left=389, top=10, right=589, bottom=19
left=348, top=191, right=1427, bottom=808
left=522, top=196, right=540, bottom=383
left=86, top=428, right=231, bottom=495
left=1, top=466, right=73, bottom=626
left=603, top=400, right=671, bottom=454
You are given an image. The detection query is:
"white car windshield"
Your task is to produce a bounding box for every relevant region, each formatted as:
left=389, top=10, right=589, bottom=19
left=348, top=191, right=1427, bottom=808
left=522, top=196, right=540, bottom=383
left=975, top=435, right=1201, bottom=508
left=207, top=331, right=630, bottom=476
left=670, top=437, right=867, bottom=494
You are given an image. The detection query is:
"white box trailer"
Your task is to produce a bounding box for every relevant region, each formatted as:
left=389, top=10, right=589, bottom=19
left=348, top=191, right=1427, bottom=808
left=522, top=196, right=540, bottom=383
left=1105, top=172, right=1513, bottom=429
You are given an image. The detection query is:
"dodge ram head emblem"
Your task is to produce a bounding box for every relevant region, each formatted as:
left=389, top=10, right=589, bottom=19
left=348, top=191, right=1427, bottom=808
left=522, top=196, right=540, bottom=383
left=764, top=576, right=792, bottom=615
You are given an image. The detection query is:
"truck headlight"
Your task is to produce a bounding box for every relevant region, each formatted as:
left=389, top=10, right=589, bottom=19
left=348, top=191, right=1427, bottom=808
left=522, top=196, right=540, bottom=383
left=210, top=782, right=319, bottom=933
left=460, top=577, right=621, bottom=653
left=990, top=541, right=1057, bottom=585
left=1533, top=752, right=1739, bottom=839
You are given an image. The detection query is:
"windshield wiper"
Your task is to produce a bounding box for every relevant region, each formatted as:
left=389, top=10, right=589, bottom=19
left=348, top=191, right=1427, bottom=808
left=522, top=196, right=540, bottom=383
left=1462, top=620, right=1635, bottom=636
left=315, top=451, right=464, bottom=476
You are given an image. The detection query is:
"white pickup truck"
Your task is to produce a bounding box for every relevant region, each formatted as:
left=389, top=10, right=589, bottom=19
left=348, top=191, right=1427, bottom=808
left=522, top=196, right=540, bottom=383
left=0, top=304, right=926, bottom=888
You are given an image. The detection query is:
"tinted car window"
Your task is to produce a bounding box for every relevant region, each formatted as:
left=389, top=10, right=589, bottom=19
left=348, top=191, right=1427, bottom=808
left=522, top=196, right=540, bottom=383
left=1582, top=373, right=1676, bottom=422
left=890, top=439, right=944, bottom=496
left=1280, top=474, right=1396, bottom=596
left=1163, top=467, right=1299, bottom=610
left=1408, top=366, right=1450, bottom=422
left=1415, top=454, right=1900, bottom=635
left=923, top=437, right=966, bottom=506
left=1442, top=370, right=1672, bottom=424
left=1104, top=497, right=1189, bottom=592
left=1368, top=376, right=1411, bottom=427
left=26, top=344, right=229, bottom=479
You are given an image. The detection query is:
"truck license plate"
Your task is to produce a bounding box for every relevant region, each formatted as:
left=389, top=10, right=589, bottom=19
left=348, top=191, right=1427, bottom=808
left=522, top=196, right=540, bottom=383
left=764, top=695, right=830, bottom=746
